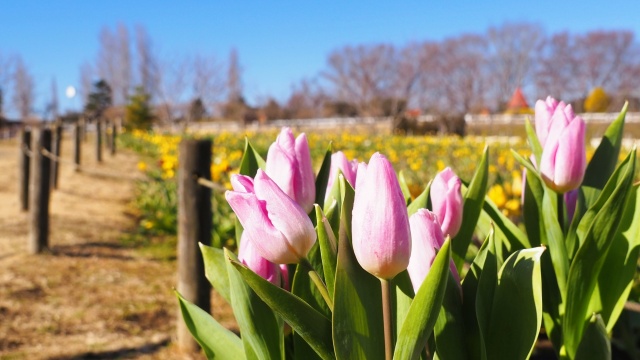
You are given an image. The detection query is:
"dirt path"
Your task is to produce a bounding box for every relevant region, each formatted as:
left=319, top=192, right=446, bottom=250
left=0, top=133, right=209, bottom=359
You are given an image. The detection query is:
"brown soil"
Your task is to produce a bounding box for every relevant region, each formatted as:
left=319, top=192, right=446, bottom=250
left=0, top=134, right=233, bottom=360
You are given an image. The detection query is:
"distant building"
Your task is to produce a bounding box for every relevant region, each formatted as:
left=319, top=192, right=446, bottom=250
left=505, top=88, right=533, bottom=114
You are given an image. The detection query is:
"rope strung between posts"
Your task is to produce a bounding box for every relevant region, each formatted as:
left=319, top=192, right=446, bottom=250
left=40, top=148, right=77, bottom=166
left=21, top=144, right=33, bottom=157
left=196, top=176, right=228, bottom=192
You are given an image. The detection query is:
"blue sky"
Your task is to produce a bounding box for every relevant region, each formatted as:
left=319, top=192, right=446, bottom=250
left=2, top=1, right=639, bottom=116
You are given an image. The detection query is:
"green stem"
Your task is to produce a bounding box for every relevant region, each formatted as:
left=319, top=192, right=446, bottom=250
left=301, top=258, right=334, bottom=311
left=380, top=278, right=392, bottom=360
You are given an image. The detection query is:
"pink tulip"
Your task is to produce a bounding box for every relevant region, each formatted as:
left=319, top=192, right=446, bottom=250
left=325, top=151, right=359, bottom=200
left=280, top=264, right=291, bottom=291
left=539, top=102, right=586, bottom=193
left=238, top=232, right=282, bottom=286
left=564, top=189, right=579, bottom=223
left=430, top=167, right=463, bottom=238
left=266, top=127, right=316, bottom=213
left=407, top=209, right=459, bottom=293
left=352, top=153, right=411, bottom=280
left=535, top=96, right=559, bottom=146
left=225, top=170, right=317, bottom=264
left=407, top=209, right=444, bottom=292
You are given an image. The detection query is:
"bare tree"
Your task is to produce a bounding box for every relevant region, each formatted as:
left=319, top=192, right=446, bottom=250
left=284, top=77, right=327, bottom=119
left=535, top=32, right=583, bottom=101
left=78, top=61, right=94, bottom=108
left=116, top=23, right=132, bottom=105
left=156, top=55, right=190, bottom=123
left=429, top=35, right=489, bottom=114
left=192, top=54, right=225, bottom=117
left=0, top=53, right=13, bottom=117
left=47, top=77, right=59, bottom=119
left=96, top=24, right=132, bottom=106
left=323, top=44, right=398, bottom=115
left=12, top=56, right=35, bottom=119
left=135, top=25, right=159, bottom=100
left=487, top=23, right=544, bottom=109
left=576, top=30, right=640, bottom=96
left=227, top=48, right=243, bottom=102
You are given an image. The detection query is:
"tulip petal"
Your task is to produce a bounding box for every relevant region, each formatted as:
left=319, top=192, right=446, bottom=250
left=294, top=133, right=316, bottom=212
left=231, top=174, right=254, bottom=193
left=407, top=209, right=444, bottom=292
left=238, top=233, right=282, bottom=286
left=266, top=141, right=298, bottom=200
left=254, top=170, right=317, bottom=264
left=225, top=190, right=295, bottom=264
left=553, top=118, right=586, bottom=192
left=352, top=153, right=411, bottom=279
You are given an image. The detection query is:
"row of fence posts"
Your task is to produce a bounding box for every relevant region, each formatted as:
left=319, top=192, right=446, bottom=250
left=19, top=117, right=119, bottom=254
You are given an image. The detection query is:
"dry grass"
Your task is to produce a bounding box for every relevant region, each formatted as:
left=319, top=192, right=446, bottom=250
left=0, top=134, right=233, bottom=360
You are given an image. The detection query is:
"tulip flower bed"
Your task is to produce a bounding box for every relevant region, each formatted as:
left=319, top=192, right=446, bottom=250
left=168, top=100, right=640, bottom=360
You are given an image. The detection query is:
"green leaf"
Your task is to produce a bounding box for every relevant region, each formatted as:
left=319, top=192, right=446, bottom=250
left=477, top=196, right=530, bottom=264
left=176, top=291, right=245, bottom=359
left=452, top=145, right=489, bottom=271
left=314, top=143, right=333, bottom=209
left=475, top=229, right=499, bottom=359
left=394, top=239, right=452, bottom=360
left=332, top=208, right=384, bottom=360
left=461, top=228, right=496, bottom=360
left=581, top=102, right=628, bottom=209
left=291, top=243, right=329, bottom=360
left=406, top=181, right=431, bottom=217
left=588, top=185, right=640, bottom=332
left=525, top=117, right=543, bottom=167
left=239, top=137, right=266, bottom=176
left=433, top=274, right=467, bottom=360
left=484, top=247, right=545, bottom=360
left=399, top=170, right=412, bottom=205
left=225, top=249, right=284, bottom=360
left=391, top=270, right=414, bottom=343
left=230, top=259, right=335, bottom=360
left=540, top=189, right=569, bottom=301
left=521, top=158, right=544, bottom=248
left=291, top=243, right=331, bottom=318
left=563, top=149, right=636, bottom=359
left=315, top=205, right=338, bottom=297
left=200, top=243, right=232, bottom=305
left=575, top=314, right=611, bottom=360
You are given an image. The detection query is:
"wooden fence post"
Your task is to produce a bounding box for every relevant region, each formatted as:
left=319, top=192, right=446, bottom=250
left=74, top=121, right=81, bottom=171
left=110, top=121, right=117, bottom=155
left=96, top=118, right=102, bottom=162
left=29, top=127, right=52, bottom=254
left=19, top=128, right=31, bottom=211
left=51, top=122, right=62, bottom=189
left=177, top=139, right=212, bottom=352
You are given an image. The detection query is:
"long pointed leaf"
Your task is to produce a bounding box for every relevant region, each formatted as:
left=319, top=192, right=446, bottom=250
left=452, top=145, right=489, bottom=270
left=176, top=291, right=245, bottom=359
left=239, top=137, right=266, bottom=176
left=575, top=314, right=611, bottom=360
left=563, top=149, right=636, bottom=359
left=314, top=143, right=333, bottom=209
left=230, top=260, right=335, bottom=360
left=200, top=243, right=231, bottom=305
left=225, top=249, right=284, bottom=360
left=393, top=239, right=452, bottom=360
left=485, top=247, right=545, bottom=360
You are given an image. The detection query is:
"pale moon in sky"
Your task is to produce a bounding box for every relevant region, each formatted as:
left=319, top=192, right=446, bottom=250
left=65, top=86, right=76, bottom=98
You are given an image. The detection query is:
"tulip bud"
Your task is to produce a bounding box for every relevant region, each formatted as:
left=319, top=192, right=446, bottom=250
left=238, top=232, right=281, bottom=286
left=325, top=151, right=358, bottom=200
left=407, top=209, right=444, bottom=292
left=564, top=189, right=579, bottom=224
left=352, top=153, right=411, bottom=280
left=226, top=170, right=317, bottom=264
left=430, top=167, right=463, bottom=238
left=538, top=102, right=586, bottom=193
left=535, top=96, right=559, bottom=146
left=266, top=127, right=316, bottom=213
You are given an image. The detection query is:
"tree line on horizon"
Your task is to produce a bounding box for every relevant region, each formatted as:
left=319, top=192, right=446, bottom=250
left=1, top=22, right=639, bottom=124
